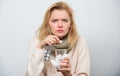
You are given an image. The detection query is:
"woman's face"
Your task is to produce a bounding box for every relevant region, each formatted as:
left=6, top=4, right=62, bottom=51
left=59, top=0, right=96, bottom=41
left=49, top=10, right=71, bottom=38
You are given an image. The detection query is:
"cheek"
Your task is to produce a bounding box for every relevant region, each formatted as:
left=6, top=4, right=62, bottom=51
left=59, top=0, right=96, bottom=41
left=65, top=25, right=71, bottom=33
left=49, top=21, right=56, bottom=27
left=49, top=23, right=57, bottom=33
left=67, top=21, right=71, bottom=29
left=49, top=22, right=53, bottom=29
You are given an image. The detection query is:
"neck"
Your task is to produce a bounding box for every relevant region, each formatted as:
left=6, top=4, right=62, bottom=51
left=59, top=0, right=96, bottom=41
left=59, top=34, right=68, bottom=40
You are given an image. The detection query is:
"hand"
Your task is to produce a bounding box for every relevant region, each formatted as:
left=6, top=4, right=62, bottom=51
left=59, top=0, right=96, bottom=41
left=37, top=35, right=60, bottom=49
left=59, top=57, right=71, bottom=76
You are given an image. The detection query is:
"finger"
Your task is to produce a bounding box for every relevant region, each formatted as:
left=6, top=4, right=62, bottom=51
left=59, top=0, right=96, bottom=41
left=45, top=35, right=59, bottom=45
left=59, top=67, right=71, bottom=72
left=46, top=37, right=56, bottom=45
left=63, top=57, right=69, bottom=61
left=59, top=62, right=67, bottom=66
left=51, top=37, right=60, bottom=44
left=50, top=37, right=59, bottom=44
left=60, top=57, right=69, bottom=63
left=59, top=62, right=70, bottom=67
left=48, top=35, right=59, bottom=44
left=60, top=59, right=71, bottom=67
left=47, top=41, right=52, bottom=45
left=52, top=36, right=60, bottom=43
left=60, top=60, right=69, bottom=63
left=63, top=57, right=69, bottom=60
left=51, top=37, right=56, bottom=42
left=46, top=39, right=54, bottom=45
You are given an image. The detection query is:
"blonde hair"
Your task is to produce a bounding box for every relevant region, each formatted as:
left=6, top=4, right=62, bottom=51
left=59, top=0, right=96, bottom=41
left=36, top=1, right=79, bottom=49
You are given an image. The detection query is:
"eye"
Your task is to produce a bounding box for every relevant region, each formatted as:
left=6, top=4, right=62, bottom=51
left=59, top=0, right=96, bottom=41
left=62, top=19, right=69, bottom=23
left=51, top=19, right=58, bottom=22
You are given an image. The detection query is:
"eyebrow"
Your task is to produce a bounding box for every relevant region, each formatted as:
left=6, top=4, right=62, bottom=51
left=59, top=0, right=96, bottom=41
left=51, top=18, right=70, bottom=20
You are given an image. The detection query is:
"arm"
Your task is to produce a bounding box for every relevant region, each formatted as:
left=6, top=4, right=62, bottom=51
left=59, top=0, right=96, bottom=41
left=58, top=38, right=90, bottom=76
left=73, top=38, right=90, bottom=76
left=25, top=35, right=60, bottom=76
left=25, top=38, right=45, bottom=76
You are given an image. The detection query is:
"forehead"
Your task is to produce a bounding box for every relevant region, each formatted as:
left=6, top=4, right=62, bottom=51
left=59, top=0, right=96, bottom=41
left=50, top=10, right=70, bottom=19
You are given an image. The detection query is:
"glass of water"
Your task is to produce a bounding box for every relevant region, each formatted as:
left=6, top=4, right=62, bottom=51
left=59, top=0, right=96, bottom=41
left=55, top=49, right=67, bottom=57
left=55, top=49, right=67, bottom=71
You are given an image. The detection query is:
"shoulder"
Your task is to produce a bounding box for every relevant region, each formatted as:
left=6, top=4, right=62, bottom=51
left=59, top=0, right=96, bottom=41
left=75, top=36, right=89, bottom=52
left=29, top=37, right=40, bottom=48
left=77, top=36, right=87, bottom=46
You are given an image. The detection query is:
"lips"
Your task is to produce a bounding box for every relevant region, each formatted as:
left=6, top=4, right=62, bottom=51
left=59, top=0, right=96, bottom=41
left=57, top=30, right=63, bottom=33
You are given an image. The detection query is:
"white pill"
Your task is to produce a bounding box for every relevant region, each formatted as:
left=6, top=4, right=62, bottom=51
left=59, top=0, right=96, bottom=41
left=59, top=40, right=62, bottom=43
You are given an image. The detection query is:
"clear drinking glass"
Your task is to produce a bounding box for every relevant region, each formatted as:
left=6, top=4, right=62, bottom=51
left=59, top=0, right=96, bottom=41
left=55, top=49, right=67, bottom=71
left=55, top=49, right=67, bottom=57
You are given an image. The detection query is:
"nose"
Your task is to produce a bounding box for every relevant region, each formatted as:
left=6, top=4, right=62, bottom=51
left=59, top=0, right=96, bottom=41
left=58, top=20, right=63, bottom=28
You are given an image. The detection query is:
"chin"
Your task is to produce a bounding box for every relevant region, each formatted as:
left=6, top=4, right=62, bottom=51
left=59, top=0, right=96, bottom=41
left=55, top=33, right=67, bottom=38
left=57, top=36, right=63, bottom=38
left=57, top=35, right=66, bottom=39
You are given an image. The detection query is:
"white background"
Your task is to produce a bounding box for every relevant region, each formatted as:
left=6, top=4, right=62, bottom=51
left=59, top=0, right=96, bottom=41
left=0, top=0, right=120, bottom=76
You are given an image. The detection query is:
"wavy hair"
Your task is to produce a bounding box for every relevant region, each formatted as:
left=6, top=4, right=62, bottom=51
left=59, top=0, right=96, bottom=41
left=36, top=1, right=79, bottom=49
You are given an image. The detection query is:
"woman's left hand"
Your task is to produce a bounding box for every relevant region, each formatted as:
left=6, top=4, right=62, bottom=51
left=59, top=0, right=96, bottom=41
left=59, top=57, right=72, bottom=76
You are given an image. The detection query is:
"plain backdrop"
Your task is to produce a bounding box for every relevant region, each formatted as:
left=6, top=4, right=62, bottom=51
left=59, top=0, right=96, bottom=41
left=0, top=0, right=120, bottom=76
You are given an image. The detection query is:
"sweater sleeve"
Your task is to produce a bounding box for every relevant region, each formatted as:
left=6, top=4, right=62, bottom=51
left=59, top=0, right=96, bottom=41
left=25, top=38, right=45, bottom=76
left=71, top=38, right=90, bottom=76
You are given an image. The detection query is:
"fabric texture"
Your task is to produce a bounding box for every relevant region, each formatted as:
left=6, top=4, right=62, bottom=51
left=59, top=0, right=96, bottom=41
left=25, top=37, right=90, bottom=76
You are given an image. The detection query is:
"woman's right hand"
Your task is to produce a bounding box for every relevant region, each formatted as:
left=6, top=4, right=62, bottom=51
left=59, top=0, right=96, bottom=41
left=37, top=35, right=60, bottom=49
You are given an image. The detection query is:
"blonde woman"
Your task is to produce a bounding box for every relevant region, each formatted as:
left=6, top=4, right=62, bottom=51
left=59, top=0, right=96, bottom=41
left=25, top=1, right=90, bottom=76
